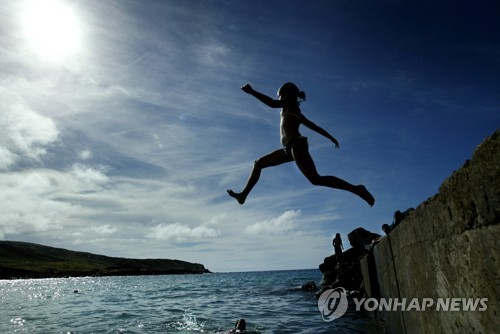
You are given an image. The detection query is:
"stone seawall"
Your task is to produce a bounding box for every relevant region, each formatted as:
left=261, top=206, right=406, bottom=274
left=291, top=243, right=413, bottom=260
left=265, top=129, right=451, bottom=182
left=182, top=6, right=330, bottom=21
left=361, top=130, right=499, bottom=334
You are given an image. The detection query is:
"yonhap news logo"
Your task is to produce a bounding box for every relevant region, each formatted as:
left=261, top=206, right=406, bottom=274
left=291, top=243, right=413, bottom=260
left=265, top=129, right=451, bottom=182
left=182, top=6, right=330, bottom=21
left=317, top=287, right=488, bottom=322
left=317, top=287, right=348, bottom=321
left=352, top=297, right=488, bottom=312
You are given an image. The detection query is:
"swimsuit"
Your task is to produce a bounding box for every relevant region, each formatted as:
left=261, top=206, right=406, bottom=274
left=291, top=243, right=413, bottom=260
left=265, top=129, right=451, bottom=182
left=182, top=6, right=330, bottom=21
left=281, top=111, right=305, bottom=157
left=284, top=136, right=308, bottom=157
left=281, top=112, right=301, bottom=120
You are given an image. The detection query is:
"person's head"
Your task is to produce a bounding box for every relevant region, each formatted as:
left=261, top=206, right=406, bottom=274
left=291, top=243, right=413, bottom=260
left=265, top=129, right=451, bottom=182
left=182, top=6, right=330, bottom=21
left=235, top=319, right=246, bottom=330
left=335, top=233, right=341, bottom=238
left=277, top=82, right=306, bottom=103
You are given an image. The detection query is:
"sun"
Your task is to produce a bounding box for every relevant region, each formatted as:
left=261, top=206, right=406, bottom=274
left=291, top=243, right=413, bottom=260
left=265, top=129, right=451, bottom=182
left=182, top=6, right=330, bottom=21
left=20, top=0, right=82, bottom=62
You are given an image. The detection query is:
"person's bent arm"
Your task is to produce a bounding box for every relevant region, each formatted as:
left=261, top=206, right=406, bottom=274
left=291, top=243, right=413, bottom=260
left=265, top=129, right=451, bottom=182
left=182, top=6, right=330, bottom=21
left=241, top=84, right=283, bottom=108
left=301, top=115, right=340, bottom=148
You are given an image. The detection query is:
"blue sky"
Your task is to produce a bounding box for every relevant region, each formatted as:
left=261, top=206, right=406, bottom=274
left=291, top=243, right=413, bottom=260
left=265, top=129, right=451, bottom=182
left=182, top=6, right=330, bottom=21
left=0, top=0, right=498, bottom=272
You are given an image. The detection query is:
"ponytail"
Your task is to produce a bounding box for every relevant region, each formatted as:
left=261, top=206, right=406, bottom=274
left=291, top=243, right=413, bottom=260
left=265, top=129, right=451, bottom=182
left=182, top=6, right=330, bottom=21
left=278, top=82, right=306, bottom=103
left=298, top=90, right=306, bottom=102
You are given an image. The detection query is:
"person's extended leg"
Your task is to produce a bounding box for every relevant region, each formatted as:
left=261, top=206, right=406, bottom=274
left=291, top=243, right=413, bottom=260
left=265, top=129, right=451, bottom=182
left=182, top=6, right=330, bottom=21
left=291, top=139, right=375, bottom=206
left=228, top=149, right=293, bottom=204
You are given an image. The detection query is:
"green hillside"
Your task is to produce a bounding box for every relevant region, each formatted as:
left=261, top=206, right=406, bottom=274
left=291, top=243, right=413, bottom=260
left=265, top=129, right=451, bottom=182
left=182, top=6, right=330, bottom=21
left=0, top=241, right=210, bottom=279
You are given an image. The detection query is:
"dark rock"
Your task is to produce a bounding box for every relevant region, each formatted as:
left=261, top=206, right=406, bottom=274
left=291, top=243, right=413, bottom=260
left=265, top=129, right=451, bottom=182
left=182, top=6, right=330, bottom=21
left=318, top=229, right=379, bottom=294
left=393, top=208, right=414, bottom=226
left=382, top=208, right=415, bottom=233
left=348, top=228, right=381, bottom=249
left=382, top=224, right=391, bottom=234
left=319, top=254, right=338, bottom=273
left=301, top=281, right=318, bottom=291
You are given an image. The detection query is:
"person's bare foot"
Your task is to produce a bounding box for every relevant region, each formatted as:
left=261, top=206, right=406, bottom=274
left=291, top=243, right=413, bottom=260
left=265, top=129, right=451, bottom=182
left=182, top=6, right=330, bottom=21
left=356, top=185, right=375, bottom=207
left=227, top=189, right=246, bottom=205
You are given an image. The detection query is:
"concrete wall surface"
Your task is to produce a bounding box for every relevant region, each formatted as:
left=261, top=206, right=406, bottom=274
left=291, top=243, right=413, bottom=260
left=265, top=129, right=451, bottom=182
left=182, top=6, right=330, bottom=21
left=361, top=130, right=499, bottom=334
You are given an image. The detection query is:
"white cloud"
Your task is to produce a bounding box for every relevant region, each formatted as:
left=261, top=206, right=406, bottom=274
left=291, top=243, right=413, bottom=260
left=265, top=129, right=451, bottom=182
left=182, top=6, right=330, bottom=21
left=91, top=224, right=117, bottom=235
left=79, top=149, right=93, bottom=160
left=193, top=41, right=231, bottom=67
left=202, top=214, right=227, bottom=226
left=70, top=163, right=109, bottom=188
left=0, top=89, right=59, bottom=166
left=244, top=210, right=301, bottom=236
left=0, top=146, right=18, bottom=170
left=0, top=170, right=77, bottom=238
left=147, top=222, right=221, bottom=242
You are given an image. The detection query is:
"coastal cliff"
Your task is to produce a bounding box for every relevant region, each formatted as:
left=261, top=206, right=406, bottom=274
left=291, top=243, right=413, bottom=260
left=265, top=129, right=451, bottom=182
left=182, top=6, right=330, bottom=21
left=0, top=241, right=210, bottom=279
left=361, top=130, right=499, bottom=333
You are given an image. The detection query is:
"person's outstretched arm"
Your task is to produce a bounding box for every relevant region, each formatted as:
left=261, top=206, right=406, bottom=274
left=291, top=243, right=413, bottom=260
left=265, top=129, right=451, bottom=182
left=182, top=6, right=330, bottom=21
left=301, top=115, right=340, bottom=148
left=241, top=84, right=283, bottom=108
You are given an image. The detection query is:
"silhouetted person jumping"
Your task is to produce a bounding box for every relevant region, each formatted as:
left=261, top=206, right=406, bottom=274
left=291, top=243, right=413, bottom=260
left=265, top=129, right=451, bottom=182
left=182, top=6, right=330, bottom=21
left=227, top=82, right=375, bottom=206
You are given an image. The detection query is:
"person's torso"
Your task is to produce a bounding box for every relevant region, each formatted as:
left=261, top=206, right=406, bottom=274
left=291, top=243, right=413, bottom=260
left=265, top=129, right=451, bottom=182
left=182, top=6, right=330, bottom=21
left=280, top=104, right=302, bottom=146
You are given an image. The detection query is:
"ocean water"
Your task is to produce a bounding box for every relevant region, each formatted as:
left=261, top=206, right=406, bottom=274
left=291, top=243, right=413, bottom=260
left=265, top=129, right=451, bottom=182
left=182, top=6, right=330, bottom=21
left=0, top=269, right=376, bottom=333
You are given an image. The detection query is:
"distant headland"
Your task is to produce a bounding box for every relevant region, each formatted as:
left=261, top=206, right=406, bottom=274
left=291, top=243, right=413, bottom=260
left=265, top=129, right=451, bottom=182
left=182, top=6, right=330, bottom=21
left=0, top=241, right=210, bottom=279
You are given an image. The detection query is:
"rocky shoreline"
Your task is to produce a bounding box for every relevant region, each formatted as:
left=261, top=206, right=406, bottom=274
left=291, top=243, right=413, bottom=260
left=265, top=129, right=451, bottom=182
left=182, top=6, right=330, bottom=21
left=317, top=227, right=381, bottom=296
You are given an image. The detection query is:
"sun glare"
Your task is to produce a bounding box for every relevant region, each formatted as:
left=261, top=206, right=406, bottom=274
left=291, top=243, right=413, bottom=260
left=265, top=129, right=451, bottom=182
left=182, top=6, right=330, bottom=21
left=21, top=0, right=82, bottom=61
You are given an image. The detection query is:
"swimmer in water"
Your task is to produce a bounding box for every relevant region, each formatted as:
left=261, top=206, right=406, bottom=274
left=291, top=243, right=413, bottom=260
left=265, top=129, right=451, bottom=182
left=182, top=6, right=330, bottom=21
left=227, top=319, right=246, bottom=333
left=227, top=82, right=375, bottom=206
